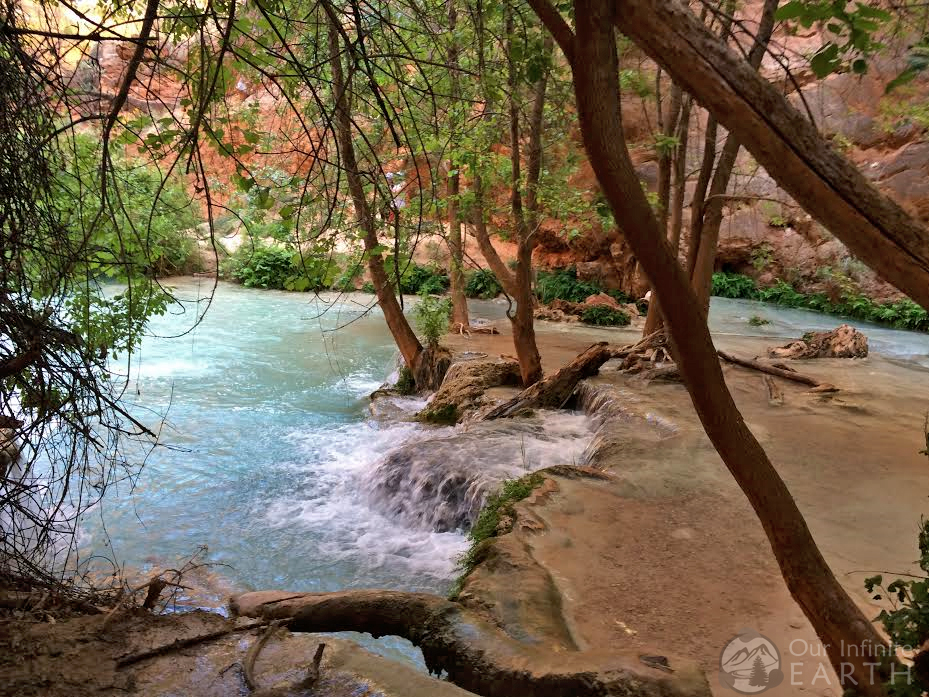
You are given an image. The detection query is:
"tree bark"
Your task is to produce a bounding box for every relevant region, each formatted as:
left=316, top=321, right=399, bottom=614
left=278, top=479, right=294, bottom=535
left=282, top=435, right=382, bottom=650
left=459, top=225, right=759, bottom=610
left=551, top=2, right=890, bottom=693
left=325, top=5, right=424, bottom=380
left=611, top=0, right=929, bottom=312
left=447, top=0, right=469, bottom=329
left=480, top=342, right=612, bottom=420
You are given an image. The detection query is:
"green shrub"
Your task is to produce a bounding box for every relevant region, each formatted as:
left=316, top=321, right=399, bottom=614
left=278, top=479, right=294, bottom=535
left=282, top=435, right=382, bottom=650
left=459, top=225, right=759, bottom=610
left=332, top=262, right=363, bottom=291
left=55, top=134, right=200, bottom=278
left=465, top=268, right=503, bottom=299
left=361, top=281, right=376, bottom=294
left=711, top=271, right=759, bottom=299
left=450, top=473, right=544, bottom=599
left=748, top=315, right=770, bottom=326
left=581, top=305, right=630, bottom=326
left=391, top=262, right=449, bottom=295
left=711, top=272, right=929, bottom=332
left=412, top=294, right=452, bottom=347
left=222, top=243, right=339, bottom=291
left=536, top=267, right=601, bottom=304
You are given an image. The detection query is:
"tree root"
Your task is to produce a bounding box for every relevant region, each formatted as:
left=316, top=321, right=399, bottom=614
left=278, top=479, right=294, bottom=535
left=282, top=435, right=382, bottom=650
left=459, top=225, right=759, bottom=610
left=244, top=620, right=284, bottom=691
left=231, top=589, right=710, bottom=697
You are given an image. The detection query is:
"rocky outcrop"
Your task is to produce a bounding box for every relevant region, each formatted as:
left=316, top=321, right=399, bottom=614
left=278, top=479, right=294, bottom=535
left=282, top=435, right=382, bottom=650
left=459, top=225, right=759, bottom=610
left=417, top=357, right=522, bottom=424
left=768, top=324, right=869, bottom=359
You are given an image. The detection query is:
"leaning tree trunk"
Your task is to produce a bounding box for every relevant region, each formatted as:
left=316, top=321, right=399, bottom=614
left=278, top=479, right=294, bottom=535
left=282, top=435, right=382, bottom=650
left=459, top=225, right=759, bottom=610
left=530, top=0, right=889, bottom=693
left=611, top=0, right=929, bottom=311
left=325, top=4, right=428, bottom=385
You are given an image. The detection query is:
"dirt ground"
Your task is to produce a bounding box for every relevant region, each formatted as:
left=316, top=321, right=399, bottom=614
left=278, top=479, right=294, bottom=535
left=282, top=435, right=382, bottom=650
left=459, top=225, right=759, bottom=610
left=449, top=318, right=929, bottom=697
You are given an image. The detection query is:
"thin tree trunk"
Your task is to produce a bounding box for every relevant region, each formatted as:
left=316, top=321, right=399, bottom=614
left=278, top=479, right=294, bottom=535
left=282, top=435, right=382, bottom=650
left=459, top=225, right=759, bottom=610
left=469, top=0, right=517, bottom=299
left=446, top=0, right=469, bottom=329
left=690, top=0, right=777, bottom=313
left=325, top=5, right=423, bottom=378
left=505, top=6, right=545, bottom=386
left=552, top=2, right=889, bottom=693
left=644, top=88, right=689, bottom=336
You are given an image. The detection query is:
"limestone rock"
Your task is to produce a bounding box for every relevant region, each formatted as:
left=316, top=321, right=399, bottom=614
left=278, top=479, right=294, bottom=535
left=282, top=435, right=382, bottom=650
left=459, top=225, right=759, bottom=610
left=768, top=324, right=868, bottom=359
left=418, top=357, right=522, bottom=424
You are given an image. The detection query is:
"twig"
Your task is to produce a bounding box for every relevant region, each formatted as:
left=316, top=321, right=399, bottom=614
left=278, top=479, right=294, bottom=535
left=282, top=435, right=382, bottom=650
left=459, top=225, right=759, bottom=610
left=115, top=621, right=269, bottom=668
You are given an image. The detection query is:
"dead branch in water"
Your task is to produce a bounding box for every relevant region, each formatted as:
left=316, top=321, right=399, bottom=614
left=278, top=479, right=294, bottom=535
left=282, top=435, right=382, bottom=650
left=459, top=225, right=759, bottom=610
left=717, top=350, right=837, bottom=392
left=230, top=589, right=708, bottom=697
left=480, top=342, right=612, bottom=420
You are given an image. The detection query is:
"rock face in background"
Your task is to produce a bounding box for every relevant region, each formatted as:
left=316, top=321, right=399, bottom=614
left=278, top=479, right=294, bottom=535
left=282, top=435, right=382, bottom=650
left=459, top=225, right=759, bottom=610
left=86, top=28, right=929, bottom=303
left=768, top=324, right=869, bottom=359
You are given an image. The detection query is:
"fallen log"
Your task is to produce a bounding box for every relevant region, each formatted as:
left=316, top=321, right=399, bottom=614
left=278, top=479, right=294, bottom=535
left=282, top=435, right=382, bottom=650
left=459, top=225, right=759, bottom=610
left=717, top=351, right=837, bottom=392
left=231, top=589, right=709, bottom=697
left=480, top=342, right=613, bottom=420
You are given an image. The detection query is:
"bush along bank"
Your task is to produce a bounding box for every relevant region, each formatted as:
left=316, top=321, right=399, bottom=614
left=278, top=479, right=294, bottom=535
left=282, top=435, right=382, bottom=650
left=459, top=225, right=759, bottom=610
left=711, top=272, right=929, bottom=332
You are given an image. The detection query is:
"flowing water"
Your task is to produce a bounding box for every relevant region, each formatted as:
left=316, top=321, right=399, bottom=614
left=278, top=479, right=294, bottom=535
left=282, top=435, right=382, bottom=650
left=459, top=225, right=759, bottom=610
left=73, top=282, right=929, bottom=666
left=76, top=279, right=590, bottom=663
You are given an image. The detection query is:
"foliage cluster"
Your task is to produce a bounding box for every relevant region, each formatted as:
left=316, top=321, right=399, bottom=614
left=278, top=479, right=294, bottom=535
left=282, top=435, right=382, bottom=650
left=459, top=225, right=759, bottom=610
left=465, top=268, right=503, bottom=299
left=536, top=267, right=630, bottom=305
left=412, top=294, right=452, bottom=347
left=222, top=243, right=339, bottom=291
left=59, top=134, right=200, bottom=278
left=450, top=473, right=545, bottom=599
left=581, top=305, right=630, bottom=326
left=864, top=519, right=929, bottom=697
left=711, top=272, right=929, bottom=331
left=395, top=262, right=449, bottom=296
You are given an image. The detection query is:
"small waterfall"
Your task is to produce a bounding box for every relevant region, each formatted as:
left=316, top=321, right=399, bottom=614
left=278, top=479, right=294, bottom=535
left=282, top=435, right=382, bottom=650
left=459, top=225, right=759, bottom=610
left=362, top=412, right=594, bottom=532
left=575, top=380, right=680, bottom=466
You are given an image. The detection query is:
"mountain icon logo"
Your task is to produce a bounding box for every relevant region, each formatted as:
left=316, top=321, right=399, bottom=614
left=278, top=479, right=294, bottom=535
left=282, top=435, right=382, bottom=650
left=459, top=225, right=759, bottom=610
left=719, top=629, right=783, bottom=693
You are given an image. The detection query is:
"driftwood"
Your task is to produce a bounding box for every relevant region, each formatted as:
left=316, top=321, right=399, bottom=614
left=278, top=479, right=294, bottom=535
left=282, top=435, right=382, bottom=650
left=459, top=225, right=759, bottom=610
left=762, top=375, right=783, bottom=406
left=480, top=342, right=613, bottom=420
left=717, top=351, right=837, bottom=392
left=115, top=621, right=268, bottom=668
left=231, top=589, right=709, bottom=697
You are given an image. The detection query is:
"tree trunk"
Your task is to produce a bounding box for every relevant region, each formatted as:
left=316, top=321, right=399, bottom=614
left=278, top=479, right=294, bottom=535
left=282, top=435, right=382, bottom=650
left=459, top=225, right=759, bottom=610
left=325, top=5, right=424, bottom=380
left=447, top=0, right=469, bottom=329
left=689, top=0, right=777, bottom=313
left=553, top=2, right=890, bottom=693
left=505, top=8, right=545, bottom=387
left=480, top=342, right=611, bottom=419
left=611, top=0, right=929, bottom=312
